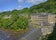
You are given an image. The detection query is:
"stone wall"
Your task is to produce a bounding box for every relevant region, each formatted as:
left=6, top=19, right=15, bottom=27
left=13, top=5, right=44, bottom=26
left=29, top=13, right=56, bottom=35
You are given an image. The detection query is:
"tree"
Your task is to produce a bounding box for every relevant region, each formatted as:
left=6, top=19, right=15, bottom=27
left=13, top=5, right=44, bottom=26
left=11, top=16, right=28, bottom=30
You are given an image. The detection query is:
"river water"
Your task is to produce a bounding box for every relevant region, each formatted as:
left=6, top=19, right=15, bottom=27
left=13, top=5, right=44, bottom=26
left=0, top=27, right=42, bottom=40
left=0, top=30, right=17, bottom=40
left=0, top=29, right=26, bottom=40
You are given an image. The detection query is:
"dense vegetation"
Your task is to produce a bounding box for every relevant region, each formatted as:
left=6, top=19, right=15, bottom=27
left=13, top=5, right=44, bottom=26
left=0, top=14, right=28, bottom=30
left=0, top=0, right=56, bottom=15
left=29, top=0, right=56, bottom=14
left=0, top=0, right=56, bottom=30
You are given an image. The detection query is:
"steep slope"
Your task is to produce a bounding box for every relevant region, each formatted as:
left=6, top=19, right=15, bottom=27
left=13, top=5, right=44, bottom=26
left=29, top=0, right=56, bottom=14
left=47, top=23, right=56, bottom=40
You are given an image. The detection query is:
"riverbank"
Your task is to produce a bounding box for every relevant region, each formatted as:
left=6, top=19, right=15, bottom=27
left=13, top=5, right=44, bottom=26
left=0, top=27, right=29, bottom=36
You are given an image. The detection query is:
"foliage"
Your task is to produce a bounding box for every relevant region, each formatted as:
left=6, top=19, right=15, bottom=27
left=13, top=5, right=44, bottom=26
left=0, top=15, right=28, bottom=30
left=29, top=0, right=56, bottom=14
left=11, top=16, right=28, bottom=30
left=0, top=0, right=56, bottom=30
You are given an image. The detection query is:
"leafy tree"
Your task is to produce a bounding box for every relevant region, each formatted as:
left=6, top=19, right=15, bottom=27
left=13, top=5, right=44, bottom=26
left=11, top=16, right=28, bottom=30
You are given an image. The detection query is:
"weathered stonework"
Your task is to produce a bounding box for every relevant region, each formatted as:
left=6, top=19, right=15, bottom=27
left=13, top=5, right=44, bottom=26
left=29, top=13, right=56, bottom=35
